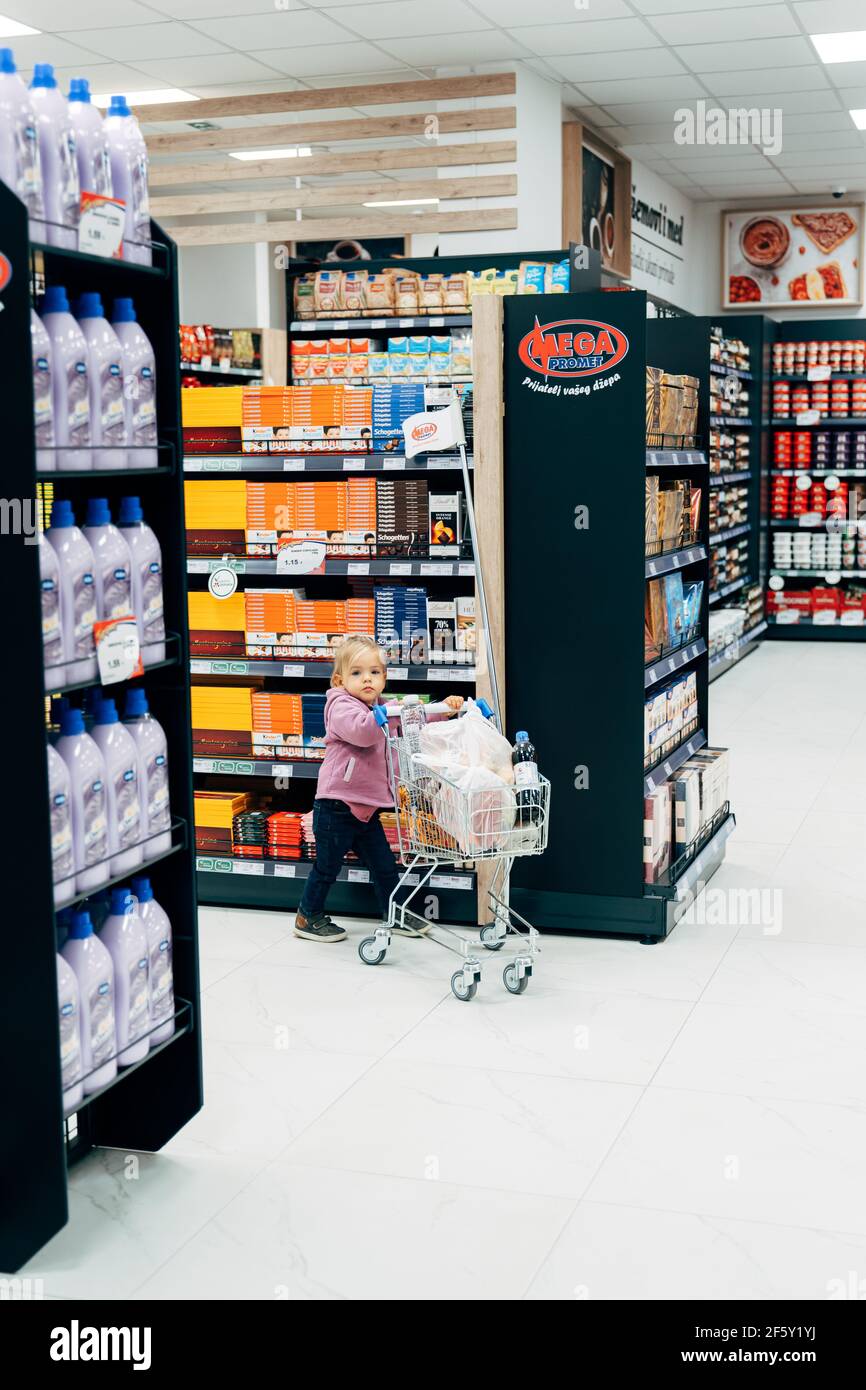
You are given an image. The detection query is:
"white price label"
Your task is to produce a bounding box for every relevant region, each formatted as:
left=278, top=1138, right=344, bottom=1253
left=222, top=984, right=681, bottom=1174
left=389, top=562, right=412, bottom=575
left=430, top=873, right=472, bottom=890
left=421, top=562, right=452, bottom=575
left=233, top=861, right=264, bottom=876
left=274, top=863, right=297, bottom=877
left=184, top=459, right=203, bottom=472
left=370, top=320, right=387, bottom=329
left=188, top=559, right=208, bottom=574
left=190, top=660, right=210, bottom=673
left=194, top=759, right=215, bottom=773
left=272, top=763, right=292, bottom=778
left=283, top=460, right=305, bottom=471
left=429, top=317, right=445, bottom=327
left=399, top=318, right=414, bottom=327
left=769, top=575, right=785, bottom=591
left=808, top=365, right=832, bottom=382
left=387, top=668, right=408, bottom=681
left=208, top=566, right=238, bottom=599
left=200, top=355, right=212, bottom=371
left=342, top=458, right=364, bottom=470
left=447, top=668, right=468, bottom=681
left=458, top=562, right=475, bottom=576
left=647, top=561, right=657, bottom=576
left=347, top=562, right=369, bottom=575
left=383, top=457, right=406, bottom=470
left=347, top=868, right=370, bottom=883
left=276, top=541, right=327, bottom=575
left=217, top=458, right=241, bottom=472
left=825, top=570, right=842, bottom=584
left=219, top=357, right=230, bottom=373
left=824, top=474, right=841, bottom=491
left=799, top=513, right=821, bottom=527
left=331, top=321, right=349, bottom=331
left=282, top=664, right=304, bottom=677
left=795, top=473, right=812, bottom=491
left=95, top=618, right=140, bottom=685
left=796, top=409, right=820, bottom=426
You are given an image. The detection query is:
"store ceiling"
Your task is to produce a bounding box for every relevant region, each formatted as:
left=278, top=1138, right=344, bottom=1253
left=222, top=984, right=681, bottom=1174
left=3, top=0, right=866, bottom=200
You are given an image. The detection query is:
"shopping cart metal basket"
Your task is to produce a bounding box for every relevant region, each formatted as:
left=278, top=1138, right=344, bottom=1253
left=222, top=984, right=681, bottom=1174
left=356, top=387, right=551, bottom=1001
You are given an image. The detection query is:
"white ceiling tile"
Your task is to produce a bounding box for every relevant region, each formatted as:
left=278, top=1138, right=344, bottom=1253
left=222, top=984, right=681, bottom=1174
left=676, top=37, right=817, bottom=73
left=771, top=147, right=866, bottom=166
left=249, top=44, right=406, bottom=78
left=5, top=35, right=106, bottom=69
left=52, top=61, right=158, bottom=92
left=792, top=0, right=866, bottom=32
left=696, top=168, right=794, bottom=185
left=725, top=90, right=845, bottom=115
left=700, top=65, right=830, bottom=96
left=128, top=54, right=285, bottom=86
left=548, top=49, right=688, bottom=83
left=506, top=17, right=661, bottom=56
left=0, top=0, right=159, bottom=27
left=652, top=4, right=799, bottom=44
left=781, top=111, right=857, bottom=131
left=830, top=84, right=866, bottom=106
left=632, top=0, right=756, bottom=10
left=57, top=23, right=229, bottom=62
left=575, top=75, right=706, bottom=104
left=324, top=0, right=490, bottom=40
left=821, top=61, right=866, bottom=88
left=666, top=155, right=776, bottom=173
left=185, top=10, right=352, bottom=49
left=780, top=130, right=865, bottom=149
left=565, top=104, right=621, bottom=128
left=473, top=0, right=630, bottom=22
left=376, top=32, right=530, bottom=65
left=143, top=0, right=281, bottom=16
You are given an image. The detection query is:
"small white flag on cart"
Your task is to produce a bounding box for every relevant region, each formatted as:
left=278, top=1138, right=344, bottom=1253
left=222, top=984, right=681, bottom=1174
left=402, top=395, right=466, bottom=458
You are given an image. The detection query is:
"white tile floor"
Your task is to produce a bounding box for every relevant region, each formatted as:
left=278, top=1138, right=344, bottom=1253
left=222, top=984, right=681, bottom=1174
left=19, top=641, right=866, bottom=1300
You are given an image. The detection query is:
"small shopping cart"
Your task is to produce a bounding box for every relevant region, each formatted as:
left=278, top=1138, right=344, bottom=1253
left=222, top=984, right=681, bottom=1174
left=356, top=386, right=551, bottom=1001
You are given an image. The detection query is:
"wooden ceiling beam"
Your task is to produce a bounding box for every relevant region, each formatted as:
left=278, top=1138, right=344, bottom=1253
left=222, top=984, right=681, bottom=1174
left=171, top=207, right=518, bottom=247
left=152, top=173, right=516, bottom=218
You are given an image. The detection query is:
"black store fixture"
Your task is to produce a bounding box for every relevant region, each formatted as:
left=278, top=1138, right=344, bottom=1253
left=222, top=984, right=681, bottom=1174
left=501, top=289, right=732, bottom=942
left=0, top=184, right=201, bottom=1272
left=765, top=316, right=866, bottom=644
left=646, top=313, right=769, bottom=680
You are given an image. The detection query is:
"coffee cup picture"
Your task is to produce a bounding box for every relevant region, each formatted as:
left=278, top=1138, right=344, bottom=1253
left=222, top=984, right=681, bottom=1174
left=603, top=211, right=616, bottom=259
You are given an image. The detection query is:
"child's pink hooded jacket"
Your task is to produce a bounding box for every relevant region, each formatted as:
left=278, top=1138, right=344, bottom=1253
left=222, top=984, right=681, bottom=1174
left=315, top=687, right=445, bottom=821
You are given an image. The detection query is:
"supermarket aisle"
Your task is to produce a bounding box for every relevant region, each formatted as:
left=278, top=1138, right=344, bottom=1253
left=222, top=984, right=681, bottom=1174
left=21, top=643, right=866, bottom=1300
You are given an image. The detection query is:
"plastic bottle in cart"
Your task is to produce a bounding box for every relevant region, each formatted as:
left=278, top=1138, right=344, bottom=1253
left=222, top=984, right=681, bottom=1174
left=112, top=299, right=157, bottom=469
left=131, top=875, right=174, bottom=1046
left=83, top=496, right=133, bottom=622
left=39, top=531, right=65, bottom=688
left=61, top=909, right=116, bottom=1094
left=55, top=707, right=110, bottom=893
left=399, top=694, right=426, bottom=754
left=40, top=286, right=92, bottom=471
left=123, top=688, right=171, bottom=855
left=47, top=741, right=76, bottom=906
left=91, top=698, right=143, bottom=876
left=104, top=95, right=151, bottom=266
left=118, top=496, right=165, bottom=664
left=67, top=77, right=112, bottom=198
left=99, top=888, right=150, bottom=1066
left=76, top=293, right=127, bottom=470
left=0, top=48, right=44, bottom=235
left=29, top=64, right=79, bottom=249
left=46, top=500, right=97, bottom=685
left=56, top=952, right=83, bottom=1115
left=512, top=731, right=541, bottom=826
left=31, top=309, right=55, bottom=472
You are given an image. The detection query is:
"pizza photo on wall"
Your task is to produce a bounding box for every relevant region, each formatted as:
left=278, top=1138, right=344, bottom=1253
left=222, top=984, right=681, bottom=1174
left=722, top=206, right=864, bottom=309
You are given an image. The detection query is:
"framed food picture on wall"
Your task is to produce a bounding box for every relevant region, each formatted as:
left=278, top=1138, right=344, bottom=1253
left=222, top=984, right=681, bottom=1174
left=722, top=206, right=864, bottom=308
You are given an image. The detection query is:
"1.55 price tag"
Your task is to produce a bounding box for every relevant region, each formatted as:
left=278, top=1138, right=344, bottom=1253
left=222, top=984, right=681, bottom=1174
left=94, top=616, right=142, bottom=685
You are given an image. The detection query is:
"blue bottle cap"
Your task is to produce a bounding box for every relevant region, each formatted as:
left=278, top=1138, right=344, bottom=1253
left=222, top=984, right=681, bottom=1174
left=0, top=48, right=16, bottom=74
left=77, top=292, right=104, bottom=319
left=112, top=298, right=137, bottom=323
left=41, top=286, right=70, bottom=314
left=131, top=876, right=153, bottom=903
left=49, top=498, right=76, bottom=529
left=118, top=496, right=143, bottom=524
left=516, top=731, right=529, bottom=741
left=68, top=77, right=91, bottom=103
left=94, top=699, right=119, bottom=725
left=124, top=687, right=149, bottom=717
left=59, top=708, right=85, bottom=737
left=85, top=497, right=112, bottom=527
left=107, top=95, right=131, bottom=118
left=110, top=887, right=134, bottom=915
left=68, top=910, right=94, bottom=939
left=30, top=63, right=58, bottom=90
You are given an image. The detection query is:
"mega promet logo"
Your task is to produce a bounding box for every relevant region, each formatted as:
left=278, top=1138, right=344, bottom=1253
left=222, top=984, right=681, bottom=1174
left=411, top=421, right=438, bottom=442
left=518, top=317, right=629, bottom=379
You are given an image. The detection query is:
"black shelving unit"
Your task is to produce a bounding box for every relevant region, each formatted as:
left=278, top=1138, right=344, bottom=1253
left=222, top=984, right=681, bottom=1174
left=1, top=184, right=201, bottom=1272
left=766, top=317, right=866, bottom=644
left=645, top=313, right=769, bottom=681
left=499, top=289, right=731, bottom=942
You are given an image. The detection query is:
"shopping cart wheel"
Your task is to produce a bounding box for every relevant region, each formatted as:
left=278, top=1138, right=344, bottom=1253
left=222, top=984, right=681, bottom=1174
left=503, top=962, right=530, bottom=995
left=358, top=936, right=387, bottom=966
left=451, top=970, right=478, bottom=1002
left=479, top=923, right=505, bottom=952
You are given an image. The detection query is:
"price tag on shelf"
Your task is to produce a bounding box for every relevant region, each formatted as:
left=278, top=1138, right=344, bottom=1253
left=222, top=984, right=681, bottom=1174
left=194, top=759, right=215, bottom=773
left=824, top=473, right=841, bottom=491
left=188, top=559, right=209, bottom=574
left=78, top=192, right=125, bottom=257
left=370, top=319, right=387, bottom=329
left=808, top=365, right=832, bottom=382
left=429, top=317, right=445, bottom=327
left=272, top=763, right=292, bottom=778
left=647, top=561, right=657, bottom=576
left=331, top=320, right=349, bottom=331
left=200, top=354, right=212, bottom=371
left=282, top=663, right=304, bottom=678
left=796, top=409, right=820, bottom=426
left=196, top=857, right=213, bottom=872
left=219, top=759, right=252, bottom=775
left=190, top=660, right=211, bottom=674
left=387, top=668, right=407, bottom=681
left=347, top=562, right=369, bottom=575
left=276, top=540, right=327, bottom=575
left=399, top=318, right=414, bottom=328
left=825, top=570, right=842, bottom=584
left=446, top=667, right=468, bottom=681
left=95, top=617, right=142, bottom=686
left=389, top=562, right=412, bottom=575
left=218, top=458, right=241, bottom=471
left=233, top=861, right=265, bottom=876
left=430, top=874, right=472, bottom=890
left=282, top=460, right=305, bottom=471
left=211, top=858, right=232, bottom=873
left=342, top=458, right=364, bottom=470
left=274, top=863, right=297, bottom=877
left=383, top=457, right=406, bottom=470
left=799, top=513, right=822, bottom=527
left=795, top=473, right=812, bottom=491
left=458, top=562, right=475, bottom=576
left=347, top=868, right=370, bottom=883
left=421, top=562, right=452, bottom=575
left=184, top=459, right=203, bottom=472
left=769, top=575, right=785, bottom=591
left=219, top=357, right=230, bottom=373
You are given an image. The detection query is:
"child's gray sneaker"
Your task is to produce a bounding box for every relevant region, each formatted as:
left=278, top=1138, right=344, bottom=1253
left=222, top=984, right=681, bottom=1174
left=294, top=912, right=348, bottom=943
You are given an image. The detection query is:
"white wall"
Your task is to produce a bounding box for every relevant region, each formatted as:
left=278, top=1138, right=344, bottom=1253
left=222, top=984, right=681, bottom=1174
left=177, top=213, right=286, bottom=329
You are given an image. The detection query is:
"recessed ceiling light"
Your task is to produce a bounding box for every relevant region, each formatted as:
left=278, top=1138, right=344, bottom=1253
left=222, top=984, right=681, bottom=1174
left=229, top=147, right=312, bottom=161
left=91, top=89, right=198, bottom=108
left=0, top=14, right=40, bottom=36
left=811, top=30, right=866, bottom=63
left=363, top=198, right=440, bottom=207
left=850, top=109, right=866, bottom=129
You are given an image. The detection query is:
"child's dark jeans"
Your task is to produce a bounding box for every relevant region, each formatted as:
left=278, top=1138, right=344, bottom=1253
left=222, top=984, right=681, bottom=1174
left=298, top=798, right=400, bottom=920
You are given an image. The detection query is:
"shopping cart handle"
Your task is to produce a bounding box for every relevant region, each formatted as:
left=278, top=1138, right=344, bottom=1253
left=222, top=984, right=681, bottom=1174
left=476, top=697, right=494, bottom=720
left=373, top=705, right=390, bottom=728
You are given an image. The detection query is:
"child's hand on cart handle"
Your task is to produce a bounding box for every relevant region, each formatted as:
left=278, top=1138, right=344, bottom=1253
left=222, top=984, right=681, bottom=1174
left=443, top=695, right=464, bottom=716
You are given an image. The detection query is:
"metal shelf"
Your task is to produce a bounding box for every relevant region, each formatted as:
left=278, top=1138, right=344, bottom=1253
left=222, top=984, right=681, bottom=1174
left=771, top=467, right=866, bottom=477
left=290, top=315, right=472, bottom=333
left=771, top=567, right=866, bottom=578
left=773, top=416, right=866, bottom=426
left=644, top=729, right=707, bottom=795
left=298, top=375, right=473, bottom=387
left=55, top=820, right=188, bottom=912
left=709, top=620, right=767, bottom=673
left=187, top=556, right=474, bottom=577
left=44, top=634, right=182, bottom=696
left=710, top=415, right=754, bottom=428
left=772, top=371, right=866, bottom=381
left=195, top=855, right=475, bottom=890
left=61, top=999, right=193, bottom=1116
left=645, top=638, right=706, bottom=689
left=766, top=619, right=866, bottom=639
left=645, top=544, right=706, bottom=577
left=31, top=239, right=168, bottom=277
left=710, top=521, right=751, bottom=545
left=649, top=808, right=736, bottom=900
left=709, top=575, right=749, bottom=604
left=710, top=362, right=753, bottom=381
left=183, top=452, right=471, bottom=474
left=191, top=657, right=475, bottom=682
left=645, top=448, right=708, bottom=468
left=194, top=757, right=320, bottom=778
left=710, top=470, right=752, bottom=487
left=180, top=361, right=261, bottom=378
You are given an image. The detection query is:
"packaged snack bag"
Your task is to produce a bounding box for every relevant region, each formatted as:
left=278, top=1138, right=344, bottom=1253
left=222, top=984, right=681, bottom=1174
left=294, top=273, right=316, bottom=319
left=420, top=274, right=444, bottom=309
left=314, top=270, right=343, bottom=314
left=443, top=273, right=470, bottom=311
left=342, top=270, right=367, bottom=314
left=518, top=261, right=547, bottom=293
left=366, top=273, right=394, bottom=313
left=545, top=259, right=570, bottom=292
left=394, top=272, right=421, bottom=312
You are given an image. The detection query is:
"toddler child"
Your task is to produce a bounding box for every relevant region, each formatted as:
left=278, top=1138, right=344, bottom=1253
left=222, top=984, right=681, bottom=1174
left=295, top=635, right=462, bottom=942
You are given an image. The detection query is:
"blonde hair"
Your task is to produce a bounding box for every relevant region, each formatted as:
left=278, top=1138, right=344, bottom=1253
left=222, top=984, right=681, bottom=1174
left=330, top=634, right=388, bottom=688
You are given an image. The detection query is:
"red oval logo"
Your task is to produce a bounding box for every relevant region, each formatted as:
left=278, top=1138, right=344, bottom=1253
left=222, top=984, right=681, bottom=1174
left=518, top=317, right=629, bottom=379
left=0, top=253, right=12, bottom=294
left=411, top=422, right=437, bottom=441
